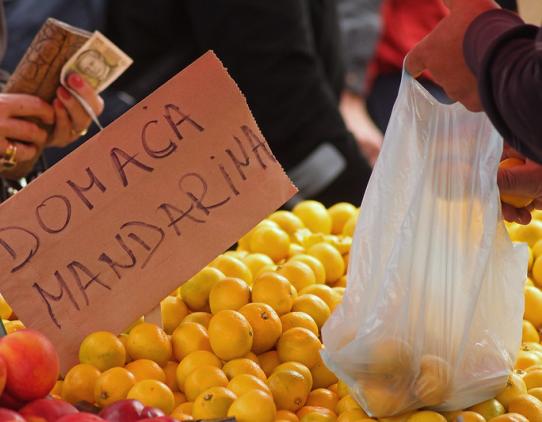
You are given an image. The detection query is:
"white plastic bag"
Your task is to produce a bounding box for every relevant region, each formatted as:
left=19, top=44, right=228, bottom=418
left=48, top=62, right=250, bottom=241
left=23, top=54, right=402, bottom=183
left=321, top=72, right=527, bottom=417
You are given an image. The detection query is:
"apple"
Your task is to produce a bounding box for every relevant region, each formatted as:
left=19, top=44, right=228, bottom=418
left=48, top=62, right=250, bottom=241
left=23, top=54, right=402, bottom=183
left=0, top=408, right=25, bottom=422
left=99, top=400, right=144, bottom=422
left=57, top=413, right=106, bottom=422
left=20, top=398, right=78, bottom=422
left=140, top=407, right=165, bottom=419
left=0, top=391, right=27, bottom=410
left=0, top=330, right=59, bottom=401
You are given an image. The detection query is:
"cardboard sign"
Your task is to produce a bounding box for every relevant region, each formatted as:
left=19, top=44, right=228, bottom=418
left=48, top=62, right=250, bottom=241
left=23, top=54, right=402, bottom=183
left=0, top=51, right=297, bottom=372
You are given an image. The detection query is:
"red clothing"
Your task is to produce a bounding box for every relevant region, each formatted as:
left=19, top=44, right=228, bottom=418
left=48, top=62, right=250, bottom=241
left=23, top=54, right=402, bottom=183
left=367, top=0, right=448, bottom=88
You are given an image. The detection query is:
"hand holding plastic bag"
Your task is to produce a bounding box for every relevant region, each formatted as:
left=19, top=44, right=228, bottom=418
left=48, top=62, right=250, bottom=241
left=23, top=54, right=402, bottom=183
left=321, top=72, right=526, bottom=416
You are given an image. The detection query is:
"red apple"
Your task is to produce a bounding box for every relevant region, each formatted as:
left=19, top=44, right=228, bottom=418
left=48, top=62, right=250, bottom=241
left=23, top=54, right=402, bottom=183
left=0, top=408, right=25, bottom=422
left=0, top=391, right=26, bottom=410
left=0, top=356, right=7, bottom=397
left=141, top=419, right=179, bottom=422
left=57, top=413, right=106, bottom=422
left=0, top=330, right=59, bottom=401
left=20, top=398, right=78, bottom=422
left=99, top=400, right=144, bottom=422
left=140, top=407, right=165, bottom=419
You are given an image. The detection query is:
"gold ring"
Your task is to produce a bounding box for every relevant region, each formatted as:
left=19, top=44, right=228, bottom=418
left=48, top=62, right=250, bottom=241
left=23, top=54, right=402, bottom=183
left=0, top=142, right=17, bottom=170
left=71, top=127, right=88, bottom=138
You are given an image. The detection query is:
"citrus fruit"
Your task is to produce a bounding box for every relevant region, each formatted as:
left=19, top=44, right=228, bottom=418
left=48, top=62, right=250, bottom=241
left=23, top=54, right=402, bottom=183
left=292, top=294, right=331, bottom=329
left=488, top=414, right=529, bottom=422
left=269, top=211, right=306, bottom=235
left=252, top=272, right=296, bottom=316
left=239, top=302, right=282, bottom=354
left=160, top=296, right=190, bottom=334
left=268, top=369, right=309, bottom=411
left=342, top=214, right=358, bottom=237
left=306, top=388, right=338, bottom=411
left=258, top=350, right=281, bottom=377
left=335, top=395, right=361, bottom=414
left=297, top=406, right=337, bottom=421
left=280, top=312, right=319, bottom=336
left=209, top=277, right=251, bottom=314
left=244, top=351, right=260, bottom=364
left=176, top=350, right=222, bottom=391
left=184, top=365, right=229, bottom=401
left=278, top=261, right=316, bottom=292
left=181, top=267, right=225, bottom=311
left=228, top=389, right=276, bottom=422
left=499, top=158, right=534, bottom=208
left=523, top=320, right=541, bottom=343
left=62, top=363, right=101, bottom=404
left=192, top=386, right=236, bottom=419
left=508, top=220, right=542, bottom=247
left=125, top=358, right=166, bottom=382
left=407, top=411, right=446, bottom=422
left=452, top=411, right=485, bottom=421
left=164, top=360, right=179, bottom=392
left=277, top=327, right=322, bottom=368
left=533, top=256, right=542, bottom=288
left=238, top=219, right=280, bottom=250
left=228, top=373, right=271, bottom=397
left=496, top=372, right=528, bottom=408
left=516, top=349, right=542, bottom=369
left=300, top=285, right=336, bottom=310
left=328, top=203, right=357, bottom=235
left=415, top=354, right=451, bottom=406
left=208, top=310, right=253, bottom=361
left=530, top=387, right=542, bottom=401
left=173, top=391, right=186, bottom=407
left=508, top=394, right=542, bottom=421
left=468, top=399, right=506, bottom=420
left=243, top=253, right=275, bottom=278
left=0, top=295, right=12, bottom=320
left=127, top=379, right=175, bottom=414
left=336, top=409, right=369, bottom=421
left=223, top=358, right=266, bottom=381
left=249, top=225, right=290, bottom=263
left=524, top=369, right=542, bottom=389
left=289, top=243, right=306, bottom=258
left=310, top=357, right=338, bottom=388
left=289, top=254, right=326, bottom=284
left=211, top=254, right=253, bottom=285
left=171, top=322, right=211, bottom=361
left=126, top=323, right=172, bottom=366
left=276, top=409, right=300, bottom=422
left=525, top=286, right=542, bottom=327
left=182, top=312, right=212, bottom=328
left=293, top=201, right=332, bottom=234
left=274, top=361, right=313, bottom=393
left=307, top=243, right=345, bottom=284
left=94, top=367, right=136, bottom=407
left=79, top=331, right=126, bottom=371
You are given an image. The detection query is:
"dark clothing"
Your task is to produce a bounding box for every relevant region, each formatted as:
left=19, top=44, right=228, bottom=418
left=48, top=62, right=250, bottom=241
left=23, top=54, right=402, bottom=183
left=464, top=9, right=542, bottom=163
left=106, top=0, right=372, bottom=206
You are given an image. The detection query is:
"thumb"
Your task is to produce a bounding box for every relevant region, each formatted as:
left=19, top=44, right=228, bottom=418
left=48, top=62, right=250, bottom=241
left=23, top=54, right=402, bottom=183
left=405, top=45, right=427, bottom=78
left=497, top=164, right=542, bottom=198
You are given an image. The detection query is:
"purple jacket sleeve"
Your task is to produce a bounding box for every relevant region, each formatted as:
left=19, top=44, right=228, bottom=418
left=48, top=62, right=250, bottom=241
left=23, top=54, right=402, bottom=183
left=463, top=9, right=542, bottom=162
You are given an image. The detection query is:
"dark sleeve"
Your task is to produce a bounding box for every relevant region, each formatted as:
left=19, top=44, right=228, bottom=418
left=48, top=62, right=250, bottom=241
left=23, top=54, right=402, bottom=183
left=463, top=9, right=542, bottom=162
left=184, top=0, right=351, bottom=169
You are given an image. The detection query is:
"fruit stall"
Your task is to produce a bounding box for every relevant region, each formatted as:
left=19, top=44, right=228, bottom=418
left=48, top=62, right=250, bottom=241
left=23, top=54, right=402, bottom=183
left=0, top=200, right=541, bottom=422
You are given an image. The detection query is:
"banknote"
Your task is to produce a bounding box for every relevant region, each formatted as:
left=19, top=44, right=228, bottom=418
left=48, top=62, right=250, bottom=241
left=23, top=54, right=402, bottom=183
left=60, top=31, right=133, bottom=129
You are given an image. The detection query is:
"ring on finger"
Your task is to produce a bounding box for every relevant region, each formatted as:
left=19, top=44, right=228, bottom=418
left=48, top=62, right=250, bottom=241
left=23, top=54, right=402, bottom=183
left=71, top=127, right=88, bottom=138
left=0, top=142, right=17, bottom=170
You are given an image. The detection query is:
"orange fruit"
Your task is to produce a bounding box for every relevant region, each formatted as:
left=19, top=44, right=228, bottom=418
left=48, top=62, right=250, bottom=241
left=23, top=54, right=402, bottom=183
left=276, top=409, right=300, bottom=422
left=125, top=359, right=166, bottom=382
left=307, top=243, right=344, bottom=284
left=79, top=331, right=126, bottom=371
left=208, top=310, right=253, bottom=361
left=268, top=369, right=309, bottom=411
left=306, top=388, right=339, bottom=411
left=249, top=225, right=290, bottom=263
left=209, top=277, right=251, bottom=314
left=160, top=296, right=190, bottom=334
left=164, top=360, right=179, bottom=392
left=289, top=254, right=327, bottom=285
left=277, top=327, right=322, bottom=368
left=468, top=399, right=505, bottom=420
left=243, top=253, right=276, bottom=279
left=269, top=211, right=306, bottom=235
left=210, top=254, right=253, bottom=285
left=127, top=379, right=175, bottom=414
left=488, top=414, right=529, bottom=422
left=499, top=158, right=533, bottom=208
left=292, top=294, right=331, bottom=328
left=184, top=365, right=229, bottom=401
left=508, top=394, right=542, bottom=421
left=227, top=373, right=271, bottom=397
left=310, top=359, right=338, bottom=389
left=126, top=323, right=172, bottom=366
left=227, top=389, right=276, bottom=422
left=180, top=267, right=225, bottom=311
left=274, top=361, right=313, bottom=394
left=94, top=367, right=136, bottom=407
left=280, top=312, right=319, bottom=336
left=252, top=272, right=297, bottom=316
left=171, top=322, right=211, bottom=361
left=175, top=350, right=221, bottom=391
left=182, top=312, right=212, bottom=328
left=62, top=363, right=101, bottom=404
left=523, top=320, right=541, bottom=343
left=328, top=203, right=357, bottom=235
left=223, top=358, right=266, bottom=381
left=524, top=286, right=542, bottom=327
left=278, top=261, right=316, bottom=292
left=239, top=302, right=282, bottom=353
left=293, top=201, right=332, bottom=234
left=258, top=350, right=281, bottom=377
left=192, top=386, right=236, bottom=419
left=496, top=372, right=527, bottom=409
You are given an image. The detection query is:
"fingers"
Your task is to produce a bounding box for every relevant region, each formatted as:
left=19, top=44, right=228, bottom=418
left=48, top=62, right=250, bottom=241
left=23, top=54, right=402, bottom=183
left=405, top=44, right=427, bottom=78
left=0, top=138, right=40, bottom=164
left=502, top=202, right=532, bottom=225
left=49, top=99, right=75, bottom=148
left=0, top=117, right=48, bottom=147
left=67, top=73, right=104, bottom=116
left=56, top=86, right=92, bottom=134
left=0, top=94, right=54, bottom=125
left=497, top=162, right=542, bottom=198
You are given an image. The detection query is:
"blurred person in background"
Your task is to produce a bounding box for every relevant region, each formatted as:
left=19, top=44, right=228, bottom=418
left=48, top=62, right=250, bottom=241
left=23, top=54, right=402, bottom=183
left=105, top=0, right=376, bottom=207
left=406, top=0, right=541, bottom=225
left=0, top=0, right=106, bottom=193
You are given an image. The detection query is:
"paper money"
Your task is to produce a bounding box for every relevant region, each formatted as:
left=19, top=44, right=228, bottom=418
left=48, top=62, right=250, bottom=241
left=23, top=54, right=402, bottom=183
left=60, top=31, right=133, bottom=129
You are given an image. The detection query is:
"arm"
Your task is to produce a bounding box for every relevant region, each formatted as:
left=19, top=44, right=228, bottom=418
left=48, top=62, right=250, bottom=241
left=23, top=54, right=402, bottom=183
left=463, top=9, right=542, bottom=163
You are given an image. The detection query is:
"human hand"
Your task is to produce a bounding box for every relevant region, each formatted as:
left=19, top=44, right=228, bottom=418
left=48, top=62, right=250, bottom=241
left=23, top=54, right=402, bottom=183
left=497, top=148, right=542, bottom=225
left=405, top=0, right=498, bottom=111
left=0, top=93, right=55, bottom=179
left=51, top=72, right=104, bottom=148
left=340, top=91, right=383, bottom=167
